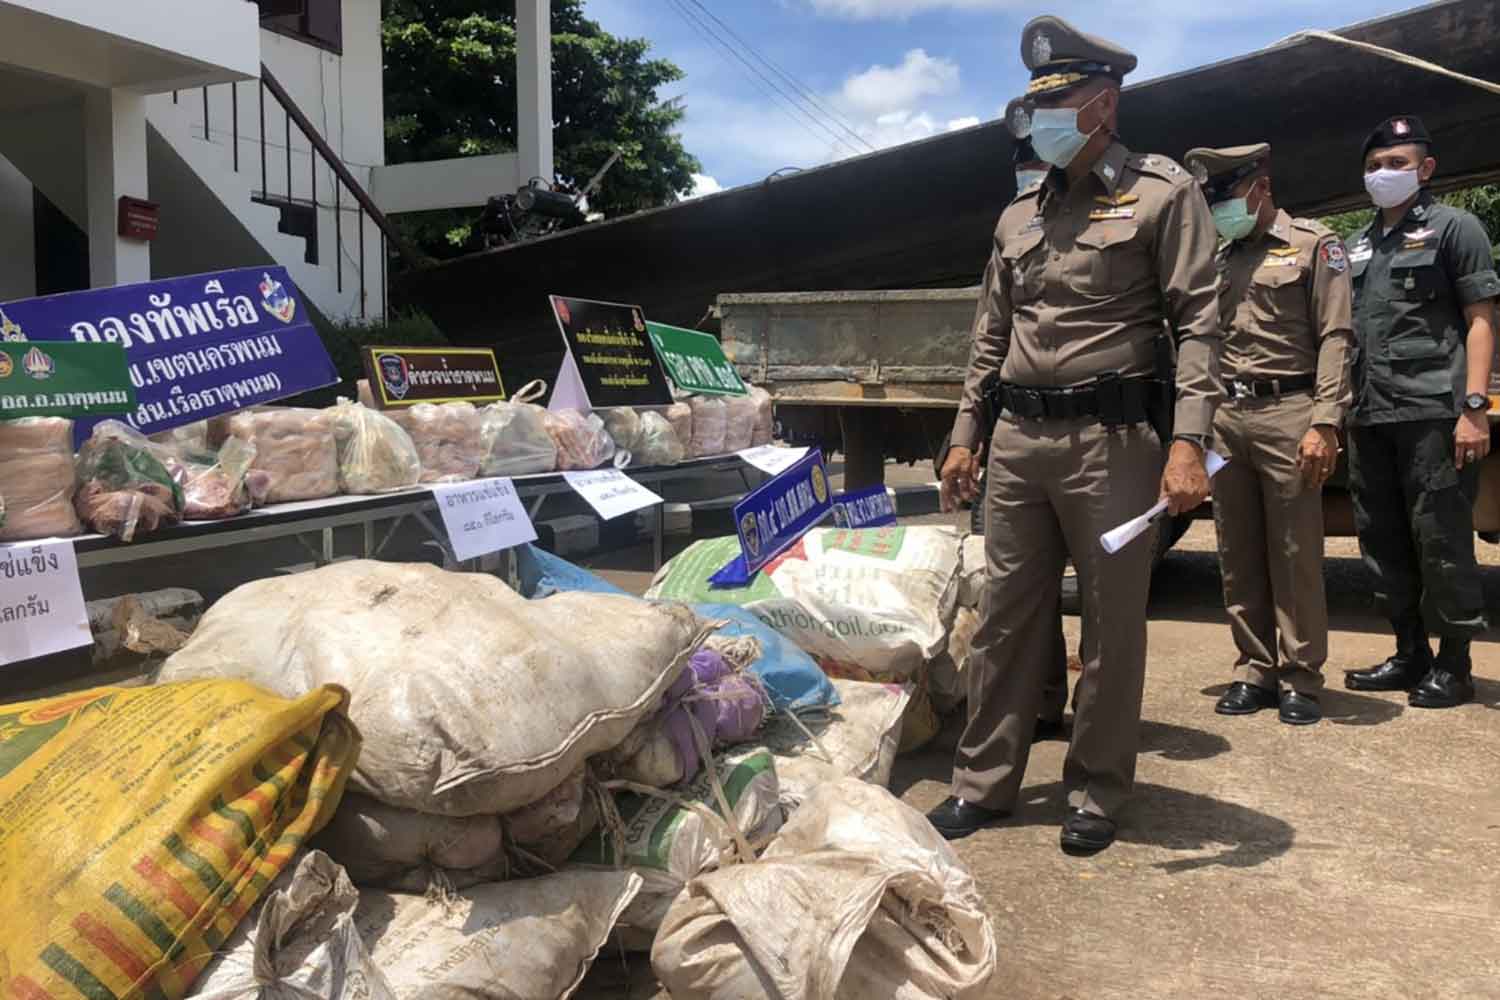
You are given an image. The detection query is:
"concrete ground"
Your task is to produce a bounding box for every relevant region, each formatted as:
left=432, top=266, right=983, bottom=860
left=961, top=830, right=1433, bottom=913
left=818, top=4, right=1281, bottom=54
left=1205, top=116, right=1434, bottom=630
left=579, top=506, right=1500, bottom=999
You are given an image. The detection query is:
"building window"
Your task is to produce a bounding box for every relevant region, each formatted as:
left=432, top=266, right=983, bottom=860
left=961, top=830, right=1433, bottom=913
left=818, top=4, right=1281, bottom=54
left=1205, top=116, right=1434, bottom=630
left=256, top=0, right=342, bottom=55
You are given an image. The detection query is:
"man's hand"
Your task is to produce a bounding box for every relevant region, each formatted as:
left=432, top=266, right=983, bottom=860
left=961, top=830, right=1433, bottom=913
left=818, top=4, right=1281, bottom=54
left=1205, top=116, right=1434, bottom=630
left=1296, top=424, right=1340, bottom=488
left=1455, top=410, right=1491, bottom=469
left=1160, top=439, right=1210, bottom=516
left=939, top=446, right=983, bottom=513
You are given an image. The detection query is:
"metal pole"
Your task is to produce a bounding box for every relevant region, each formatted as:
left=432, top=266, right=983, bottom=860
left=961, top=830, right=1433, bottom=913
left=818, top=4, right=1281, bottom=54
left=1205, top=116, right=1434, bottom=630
left=231, top=82, right=239, bottom=172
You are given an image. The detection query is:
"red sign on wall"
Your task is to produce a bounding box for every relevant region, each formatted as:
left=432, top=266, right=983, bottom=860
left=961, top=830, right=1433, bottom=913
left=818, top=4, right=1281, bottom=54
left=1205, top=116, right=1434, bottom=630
left=117, top=196, right=159, bottom=241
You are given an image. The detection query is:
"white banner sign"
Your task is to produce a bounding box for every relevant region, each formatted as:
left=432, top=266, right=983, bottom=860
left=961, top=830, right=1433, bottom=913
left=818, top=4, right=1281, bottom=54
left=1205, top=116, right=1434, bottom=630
left=563, top=469, right=663, bottom=520
left=736, top=445, right=810, bottom=476
left=0, top=539, right=91, bottom=666
left=432, top=477, right=538, bottom=561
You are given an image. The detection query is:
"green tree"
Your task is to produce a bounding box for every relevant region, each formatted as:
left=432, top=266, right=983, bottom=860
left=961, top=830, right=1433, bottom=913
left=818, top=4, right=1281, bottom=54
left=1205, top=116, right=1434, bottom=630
left=383, top=0, right=701, bottom=259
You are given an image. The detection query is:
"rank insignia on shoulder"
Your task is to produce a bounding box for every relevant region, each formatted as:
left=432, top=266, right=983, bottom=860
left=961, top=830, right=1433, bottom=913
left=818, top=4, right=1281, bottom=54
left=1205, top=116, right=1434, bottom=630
left=1093, top=193, right=1140, bottom=207
left=1088, top=208, right=1135, bottom=221
left=1320, top=241, right=1348, bottom=273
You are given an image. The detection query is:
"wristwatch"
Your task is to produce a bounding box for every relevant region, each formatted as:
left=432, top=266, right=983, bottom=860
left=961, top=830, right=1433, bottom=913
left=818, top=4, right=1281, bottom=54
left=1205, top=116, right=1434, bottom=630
left=1173, top=433, right=1210, bottom=451
left=1464, top=393, right=1491, bottom=413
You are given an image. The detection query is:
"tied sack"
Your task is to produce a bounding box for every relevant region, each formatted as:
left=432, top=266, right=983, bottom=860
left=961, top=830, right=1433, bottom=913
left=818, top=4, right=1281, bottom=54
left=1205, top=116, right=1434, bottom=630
left=648, top=525, right=964, bottom=682
left=571, top=745, right=784, bottom=952
left=157, top=559, right=713, bottom=816
left=759, top=678, right=909, bottom=807
left=0, top=417, right=82, bottom=541
left=354, top=870, right=643, bottom=1000
left=478, top=383, right=557, bottom=476
left=634, top=410, right=686, bottom=466
left=748, top=385, right=774, bottom=446
left=228, top=408, right=340, bottom=503
left=722, top=392, right=759, bottom=452
left=186, top=850, right=392, bottom=1000
left=651, top=778, right=997, bottom=1000
left=0, top=680, right=360, bottom=1000
left=665, top=402, right=694, bottom=454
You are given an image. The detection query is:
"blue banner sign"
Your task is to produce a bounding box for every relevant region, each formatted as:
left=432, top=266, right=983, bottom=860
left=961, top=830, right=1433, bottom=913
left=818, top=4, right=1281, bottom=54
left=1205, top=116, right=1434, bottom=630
left=711, top=448, right=832, bottom=588
left=831, top=485, right=897, bottom=529
left=0, top=266, right=337, bottom=437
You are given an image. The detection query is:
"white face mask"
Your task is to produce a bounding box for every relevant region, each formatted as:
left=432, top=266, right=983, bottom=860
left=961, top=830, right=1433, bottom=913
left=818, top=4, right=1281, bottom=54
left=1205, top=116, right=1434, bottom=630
left=1364, top=166, right=1422, bottom=209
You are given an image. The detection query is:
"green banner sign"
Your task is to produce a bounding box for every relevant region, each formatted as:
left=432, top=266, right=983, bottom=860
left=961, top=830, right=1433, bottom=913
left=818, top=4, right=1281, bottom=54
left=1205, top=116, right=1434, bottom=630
left=0, top=342, right=135, bottom=419
left=646, top=321, right=747, bottom=397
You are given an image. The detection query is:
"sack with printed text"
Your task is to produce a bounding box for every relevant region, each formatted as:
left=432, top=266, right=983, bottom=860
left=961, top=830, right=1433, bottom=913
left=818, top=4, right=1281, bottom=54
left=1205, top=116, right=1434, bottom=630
left=647, top=525, right=963, bottom=681
left=0, top=680, right=359, bottom=1000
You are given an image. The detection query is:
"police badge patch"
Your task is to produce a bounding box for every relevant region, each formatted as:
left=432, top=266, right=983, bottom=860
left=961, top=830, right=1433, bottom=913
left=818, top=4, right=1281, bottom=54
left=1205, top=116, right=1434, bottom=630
left=258, top=272, right=297, bottom=324
left=1321, top=241, right=1348, bottom=273
left=1032, top=31, right=1052, bottom=65
left=376, top=352, right=411, bottom=400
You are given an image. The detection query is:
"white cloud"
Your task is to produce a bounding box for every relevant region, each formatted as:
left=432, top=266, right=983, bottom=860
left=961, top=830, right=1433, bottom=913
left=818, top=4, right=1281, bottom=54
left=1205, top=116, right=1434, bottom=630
left=840, top=48, right=959, bottom=113
left=947, top=115, right=981, bottom=131
left=688, top=173, right=725, bottom=198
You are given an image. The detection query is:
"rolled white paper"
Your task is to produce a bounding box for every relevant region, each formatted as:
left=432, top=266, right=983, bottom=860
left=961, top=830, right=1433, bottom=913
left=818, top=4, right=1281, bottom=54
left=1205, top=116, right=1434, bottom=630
left=1099, top=450, right=1227, bottom=555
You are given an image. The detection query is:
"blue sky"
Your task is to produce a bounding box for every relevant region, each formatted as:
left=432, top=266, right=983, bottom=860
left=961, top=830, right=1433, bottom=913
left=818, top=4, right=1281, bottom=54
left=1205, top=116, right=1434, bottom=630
left=581, top=0, right=1420, bottom=195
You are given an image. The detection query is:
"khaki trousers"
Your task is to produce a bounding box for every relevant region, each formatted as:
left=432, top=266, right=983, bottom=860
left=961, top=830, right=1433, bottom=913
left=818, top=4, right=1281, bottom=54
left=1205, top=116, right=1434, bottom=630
left=1210, top=393, right=1328, bottom=695
left=955, top=415, right=1160, bottom=819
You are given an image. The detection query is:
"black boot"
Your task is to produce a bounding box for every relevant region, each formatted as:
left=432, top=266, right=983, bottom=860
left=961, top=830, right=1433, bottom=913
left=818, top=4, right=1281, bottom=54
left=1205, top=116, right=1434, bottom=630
left=1345, top=619, right=1431, bottom=691
left=1409, top=637, right=1476, bottom=708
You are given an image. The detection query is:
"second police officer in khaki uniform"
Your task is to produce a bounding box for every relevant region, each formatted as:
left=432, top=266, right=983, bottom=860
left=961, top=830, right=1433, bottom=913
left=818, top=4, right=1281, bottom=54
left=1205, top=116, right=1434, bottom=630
left=933, top=15, right=1223, bottom=854
left=1183, top=145, right=1354, bottom=726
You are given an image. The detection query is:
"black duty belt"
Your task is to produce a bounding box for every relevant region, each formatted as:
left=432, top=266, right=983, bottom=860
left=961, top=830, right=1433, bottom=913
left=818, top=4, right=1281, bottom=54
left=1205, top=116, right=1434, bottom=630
left=1225, top=373, right=1316, bottom=400
left=986, top=373, right=1159, bottom=427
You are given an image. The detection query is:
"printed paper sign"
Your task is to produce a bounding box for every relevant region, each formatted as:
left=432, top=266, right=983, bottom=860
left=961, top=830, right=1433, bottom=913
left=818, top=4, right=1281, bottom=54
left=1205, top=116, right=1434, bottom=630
left=831, top=485, right=898, bottom=529
left=0, top=539, right=91, bottom=666
left=548, top=296, right=673, bottom=410
left=564, top=469, right=664, bottom=520
left=712, top=449, right=832, bottom=587
left=736, top=445, right=809, bottom=476
left=1, top=266, right=337, bottom=438
left=432, top=478, right=537, bottom=561
left=645, top=321, right=747, bottom=396
left=0, top=342, right=135, bottom=419
left=362, top=346, right=506, bottom=409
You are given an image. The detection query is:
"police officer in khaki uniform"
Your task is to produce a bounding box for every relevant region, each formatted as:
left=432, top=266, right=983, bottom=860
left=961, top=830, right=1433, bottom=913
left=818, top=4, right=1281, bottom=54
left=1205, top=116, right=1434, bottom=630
left=933, top=15, right=1223, bottom=854
left=1342, top=116, right=1500, bottom=707
left=1183, top=144, right=1354, bottom=726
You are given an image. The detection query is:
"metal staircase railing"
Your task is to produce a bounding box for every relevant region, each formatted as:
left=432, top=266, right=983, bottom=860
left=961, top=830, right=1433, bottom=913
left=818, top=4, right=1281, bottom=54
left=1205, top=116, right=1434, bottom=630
left=175, top=63, right=421, bottom=319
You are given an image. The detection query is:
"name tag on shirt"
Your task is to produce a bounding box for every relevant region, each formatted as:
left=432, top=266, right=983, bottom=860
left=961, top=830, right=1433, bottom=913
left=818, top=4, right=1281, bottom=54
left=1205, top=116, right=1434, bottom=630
left=1259, top=256, right=1300, bottom=269
left=1088, top=207, right=1135, bottom=221
left=1349, top=246, right=1373, bottom=264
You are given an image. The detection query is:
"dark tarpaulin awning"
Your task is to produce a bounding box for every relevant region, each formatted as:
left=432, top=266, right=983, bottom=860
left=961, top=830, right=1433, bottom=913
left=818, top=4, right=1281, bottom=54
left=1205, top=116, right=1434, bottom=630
left=398, top=0, right=1500, bottom=390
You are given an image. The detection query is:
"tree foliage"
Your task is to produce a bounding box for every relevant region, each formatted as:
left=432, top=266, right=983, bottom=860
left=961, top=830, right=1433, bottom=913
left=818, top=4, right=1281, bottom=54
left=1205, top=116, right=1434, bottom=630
left=383, top=0, right=700, bottom=259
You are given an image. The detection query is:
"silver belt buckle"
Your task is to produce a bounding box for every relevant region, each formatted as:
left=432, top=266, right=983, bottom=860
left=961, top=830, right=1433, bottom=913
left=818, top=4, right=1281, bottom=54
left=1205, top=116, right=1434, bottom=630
left=1230, top=379, right=1252, bottom=400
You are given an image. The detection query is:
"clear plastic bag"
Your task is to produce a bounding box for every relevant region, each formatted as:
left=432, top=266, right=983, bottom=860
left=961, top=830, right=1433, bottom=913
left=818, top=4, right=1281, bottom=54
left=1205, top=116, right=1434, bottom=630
left=748, top=386, right=774, bottom=446
left=543, top=408, right=617, bottom=470
left=390, top=402, right=486, bottom=484
left=633, top=411, right=685, bottom=466
left=688, top=396, right=728, bottom=457
left=722, top=393, right=758, bottom=452
left=0, top=417, right=82, bottom=541
left=75, top=420, right=185, bottom=542
left=479, top=381, right=557, bottom=476
left=179, top=437, right=259, bottom=520
left=330, top=400, right=422, bottom=494
left=228, top=408, right=340, bottom=503
left=602, top=407, right=643, bottom=454
left=665, top=402, right=693, bottom=455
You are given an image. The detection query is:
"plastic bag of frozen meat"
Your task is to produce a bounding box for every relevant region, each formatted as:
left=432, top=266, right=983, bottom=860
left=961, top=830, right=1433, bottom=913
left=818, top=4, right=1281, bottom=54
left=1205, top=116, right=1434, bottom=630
left=74, top=420, right=185, bottom=541
left=544, top=408, right=617, bottom=470
left=0, top=417, right=82, bottom=541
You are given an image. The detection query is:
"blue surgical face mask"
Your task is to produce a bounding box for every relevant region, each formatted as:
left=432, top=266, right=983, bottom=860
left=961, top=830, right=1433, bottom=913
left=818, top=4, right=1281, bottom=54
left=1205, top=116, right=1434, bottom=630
left=1015, top=169, right=1047, bottom=191
left=1028, top=91, right=1105, bottom=168
left=1211, top=197, right=1258, bottom=242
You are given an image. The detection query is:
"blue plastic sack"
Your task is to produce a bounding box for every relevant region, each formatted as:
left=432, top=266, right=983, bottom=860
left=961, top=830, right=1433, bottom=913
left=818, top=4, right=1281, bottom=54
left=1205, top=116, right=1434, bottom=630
left=512, top=545, right=839, bottom=712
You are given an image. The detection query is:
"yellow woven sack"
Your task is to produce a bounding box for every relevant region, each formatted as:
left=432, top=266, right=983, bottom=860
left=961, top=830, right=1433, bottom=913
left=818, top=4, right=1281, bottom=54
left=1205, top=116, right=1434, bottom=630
left=0, top=680, right=360, bottom=1000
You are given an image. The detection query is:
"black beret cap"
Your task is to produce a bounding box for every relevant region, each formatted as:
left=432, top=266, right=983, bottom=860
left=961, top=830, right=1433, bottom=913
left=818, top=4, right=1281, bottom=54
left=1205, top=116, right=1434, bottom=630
left=1363, top=115, right=1432, bottom=157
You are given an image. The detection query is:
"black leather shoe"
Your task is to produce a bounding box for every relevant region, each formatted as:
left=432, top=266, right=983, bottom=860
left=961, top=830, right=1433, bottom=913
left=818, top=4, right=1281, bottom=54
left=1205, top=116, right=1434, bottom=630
left=927, top=797, right=1006, bottom=840
left=1278, top=691, right=1322, bottom=726
left=1032, top=717, right=1067, bottom=743
left=1409, top=668, right=1475, bottom=709
left=1215, top=681, right=1279, bottom=715
left=1344, top=655, right=1429, bottom=691
left=1060, top=808, right=1116, bottom=855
